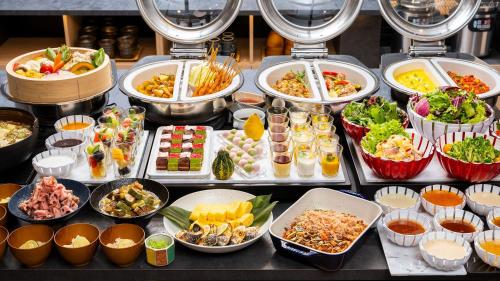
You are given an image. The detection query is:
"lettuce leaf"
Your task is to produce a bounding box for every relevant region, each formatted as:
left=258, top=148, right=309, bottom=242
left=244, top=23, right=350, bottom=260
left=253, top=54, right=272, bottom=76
left=361, top=120, right=408, bottom=154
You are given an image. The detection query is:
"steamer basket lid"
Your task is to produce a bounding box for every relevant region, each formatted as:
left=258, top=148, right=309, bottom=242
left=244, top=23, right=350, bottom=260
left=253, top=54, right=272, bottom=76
left=378, top=0, right=481, bottom=41
left=257, top=0, right=363, bottom=44
left=136, top=0, right=241, bottom=44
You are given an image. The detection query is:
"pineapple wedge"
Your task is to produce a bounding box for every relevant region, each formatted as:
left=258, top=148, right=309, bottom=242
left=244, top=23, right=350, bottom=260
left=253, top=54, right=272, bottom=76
left=238, top=213, right=254, bottom=227
left=236, top=201, right=253, bottom=218
left=226, top=201, right=240, bottom=220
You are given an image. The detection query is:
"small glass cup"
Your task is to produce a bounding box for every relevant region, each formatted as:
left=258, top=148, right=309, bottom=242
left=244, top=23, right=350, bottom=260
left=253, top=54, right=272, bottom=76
left=97, top=115, right=120, bottom=129
left=269, top=133, right=292, bottom=152
left=93, top=125, right=114, bottom=166
left=316, top=132, right=340, bottom=147
left=271, top=150, right=292, bottom=178
left=267, top=106, right=289, bottom=122
left=292, top=131, right=316, bottom=165
left=103, top=105, right=124, bottom=120
left=269, top=129, right=290, bottom=143
left=311, top=113, right=333, bottom=126
left=125, top=106, right=146, bottom=141
left=111, top=140, right=135, bottom=178
left=309, top=104, right=331, bottom=117
left=289, top=106, right=310, bottom=125
left=296, top=149, right=316, bottom=178
left=291, top=119, right=312, bottom=133
left=85, top=142, right=107, bottom=179
left=313, top=117, right=335, bottom=138
left=319, top=144, right=343, bottom=177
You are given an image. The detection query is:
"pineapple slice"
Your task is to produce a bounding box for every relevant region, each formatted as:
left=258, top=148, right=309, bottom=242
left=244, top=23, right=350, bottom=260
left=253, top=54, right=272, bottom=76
left=236, top=201, right=253, bottom=218
left=226, top=201, right=240, bottom=220
left=238, top=213, right=254, bottom=227
left=189, top=204, right=204, bottom=221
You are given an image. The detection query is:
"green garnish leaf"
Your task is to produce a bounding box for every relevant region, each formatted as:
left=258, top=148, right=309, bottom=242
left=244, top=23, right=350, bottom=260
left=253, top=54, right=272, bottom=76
left=159, top=206, right=191, bottom=230
left=91, top=48, right=106, bottom=67
left=45, top=47, right=57, bottom=61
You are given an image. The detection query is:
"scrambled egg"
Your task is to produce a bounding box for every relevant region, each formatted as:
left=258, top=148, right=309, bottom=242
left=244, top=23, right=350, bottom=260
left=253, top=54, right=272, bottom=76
left=375, top=135, right=423, bottom=161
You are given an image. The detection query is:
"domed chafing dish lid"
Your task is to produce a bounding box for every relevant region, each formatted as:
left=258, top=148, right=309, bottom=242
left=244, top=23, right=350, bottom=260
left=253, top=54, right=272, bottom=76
left=136, top=0, right=242, bottom=44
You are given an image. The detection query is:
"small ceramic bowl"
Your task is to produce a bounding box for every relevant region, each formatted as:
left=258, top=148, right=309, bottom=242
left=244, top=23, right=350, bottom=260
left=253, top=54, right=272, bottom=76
left=0, top=205, right=6, bottom=227
left=54, top=115, right=95, bottom=137
left=487, top=208, right=500, bottom=230
left=465, top=184, right=500, bottom=216
left=233, top=91, right=266, bottom=108
left=54, top=223, right=100, bottom=266
left=45, top=131, right=88, bottom=157
left=0, top=226, right=8, bottom=260
left=232, top=108, right=265, bottom=130
left=145, top=233, right=175, bottom=267
left=32, top=150, right=77, bottom=177
left=0, top=183, right=21, bottom=207
left=8, top=224, right=54, bottom=267
left=488, top=120, right=499, bottom=141
left=433, top=209, right=484, bottom=242
left=374, top=186, right=421, bottom=214
left=420, top=185, right=466, bottom=215
left=419, top=231, right=472, bottom=271
left=99, top=224, right=145, bottom=267
left=474, top=230, right=500, bottom=268
left=382, top=210, right=432, bottom=247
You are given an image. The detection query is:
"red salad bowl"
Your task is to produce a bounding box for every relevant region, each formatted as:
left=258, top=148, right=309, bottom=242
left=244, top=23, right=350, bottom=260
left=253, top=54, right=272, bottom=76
left=341, top=109, right=409, bottom=143
left=435, top=132, right=500, bottom=183
left=360, top=131, right=434, bottom=180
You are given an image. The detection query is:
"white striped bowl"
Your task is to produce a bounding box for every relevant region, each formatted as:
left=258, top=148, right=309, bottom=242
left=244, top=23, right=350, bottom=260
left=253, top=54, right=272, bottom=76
left=420, top=185, right=466, bottom=215
left=474, top=230, right=500, bottom=269
left=45, top=131, right=88, bottom=157
left=32, top=150, right=77, bottom=177
left=466, top=184, right=500, bottom=216
left=487, top=208, right=500, bottom=231
left=374, top=186, right=421, bottom=214
left=433, top=209, right=483, bottom=242
left=54, top=115, right=95, bottom=138
left=382, top=210, right=432, bottom=247
left=419, top=231, right=472, bottom=271
left=435, top=132, right=500, bottom=183
left=407, top=95, right=494, bottom=143
left=489, top=120, right=500, bottom=140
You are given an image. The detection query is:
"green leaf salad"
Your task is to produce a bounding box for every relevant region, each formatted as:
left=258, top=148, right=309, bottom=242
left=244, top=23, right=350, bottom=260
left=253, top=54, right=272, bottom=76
left=342, top=96, right=403, bottom=127
left=361, top=120, right=408, bottom=154
left=412, top=87, right=489, bottom=124
left=444, top=136, right=500, bottom=163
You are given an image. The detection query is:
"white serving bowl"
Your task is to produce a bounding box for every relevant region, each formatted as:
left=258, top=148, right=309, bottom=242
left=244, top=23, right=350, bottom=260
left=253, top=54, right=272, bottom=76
left=163, top=189, right=272, bottom=254
left=419, top=231, right=472, bottom=271
left=232, top=108, right=265, bottom=130
left=54, top=115, right=95, bottom=138
left=466, top=184, right=500, bottom=216
left=32, top=150, right=77, bottom=177
left=374, top=186, right=421, bottom=214
left=487, top=208, right=500, bottom=231
left=420, top=185, right=466, bottom=215
left=45, top=131, right=88, bottom=157
left=474, top=230, right=500, bottom=269
left=382, top=210, right=432, bottom=247
left=407, top=95, right=495, bottom=143
left=489, top=120, right=499, bottom=140
left=433, top=209, right=483, bottom=242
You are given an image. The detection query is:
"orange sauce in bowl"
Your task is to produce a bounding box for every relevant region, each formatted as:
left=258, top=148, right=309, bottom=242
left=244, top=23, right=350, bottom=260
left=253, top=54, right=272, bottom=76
left=422, top=190, right=463, bottom=206
left=493, top=217, right=500, bottom=227
left=481, top=240, right=500, bottom=255
left=62, top=122, right=90, bottom=130
left=387, top=219, right=426, bottom=235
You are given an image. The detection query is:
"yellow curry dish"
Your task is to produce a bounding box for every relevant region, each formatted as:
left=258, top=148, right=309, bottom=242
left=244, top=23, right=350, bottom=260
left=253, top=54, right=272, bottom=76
left=395, top=69, right=437, bottom=93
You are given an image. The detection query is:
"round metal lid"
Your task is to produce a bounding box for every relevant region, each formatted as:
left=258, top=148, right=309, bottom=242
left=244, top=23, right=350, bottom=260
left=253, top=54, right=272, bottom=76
left=378, top=0, right=481, bottom=41
left=136, top=0, right=242, bottom=44
left=257, top=0, right=363, bottom=44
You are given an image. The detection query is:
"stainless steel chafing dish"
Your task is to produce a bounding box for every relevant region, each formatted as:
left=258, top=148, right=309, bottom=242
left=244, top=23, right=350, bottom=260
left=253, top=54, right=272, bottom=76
left=254, top=0, right=380, bottom=114
left=378, top=0, right=500, bottom=106
left=119, top=0, right=244, bottom=124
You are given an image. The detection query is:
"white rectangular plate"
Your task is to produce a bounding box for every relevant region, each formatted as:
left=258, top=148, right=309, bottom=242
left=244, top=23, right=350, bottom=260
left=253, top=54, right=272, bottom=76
left=148, top=130, right=347, bottom=185
left=35, top=131, right=150, bottom=185
left=377, top=214, right=466, bottom=276
left=146, top=126, right=213, bottom=179
left=348, top=130, right=500, bottom=183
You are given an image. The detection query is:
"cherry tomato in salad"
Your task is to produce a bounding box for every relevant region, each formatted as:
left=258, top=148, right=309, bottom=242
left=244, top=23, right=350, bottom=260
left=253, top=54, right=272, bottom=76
left=40, top=63, right=53, bottom=74
left=323, top=71, right=338, bottom=76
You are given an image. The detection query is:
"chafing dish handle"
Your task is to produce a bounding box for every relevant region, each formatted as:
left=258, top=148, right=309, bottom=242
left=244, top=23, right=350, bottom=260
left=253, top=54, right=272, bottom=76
left=280, top=241, right=318, bottom=258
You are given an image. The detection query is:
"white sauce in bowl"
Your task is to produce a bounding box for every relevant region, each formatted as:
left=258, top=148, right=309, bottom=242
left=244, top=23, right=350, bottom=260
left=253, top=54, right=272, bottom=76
left=469, top=192, right=500, bottom=207
left=37, top=155, right=74, bottom=168
left=423, top=239, right=466, bottom=260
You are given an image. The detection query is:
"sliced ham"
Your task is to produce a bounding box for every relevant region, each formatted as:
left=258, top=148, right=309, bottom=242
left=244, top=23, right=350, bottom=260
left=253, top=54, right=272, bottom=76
left=19, top=176, right=80, bottom=220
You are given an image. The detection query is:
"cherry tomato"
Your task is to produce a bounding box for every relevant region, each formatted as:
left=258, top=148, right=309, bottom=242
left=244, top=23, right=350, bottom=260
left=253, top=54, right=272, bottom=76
left=40, top=63, right=53, bottom=74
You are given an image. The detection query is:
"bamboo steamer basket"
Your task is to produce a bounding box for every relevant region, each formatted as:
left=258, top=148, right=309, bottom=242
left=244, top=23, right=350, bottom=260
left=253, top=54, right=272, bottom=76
left=5, top=47, right=113, bottom=104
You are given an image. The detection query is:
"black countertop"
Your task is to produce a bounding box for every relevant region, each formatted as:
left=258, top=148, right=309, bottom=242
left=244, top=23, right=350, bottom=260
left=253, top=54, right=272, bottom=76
left=0, top=0, right=381, bottom=16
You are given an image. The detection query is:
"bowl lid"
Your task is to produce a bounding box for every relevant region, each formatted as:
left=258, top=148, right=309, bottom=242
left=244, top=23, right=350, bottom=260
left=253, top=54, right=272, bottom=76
left=377, top=0, right=481, bottom=42
left=137, top=0, right=242, bottom=44
left=257, top=0, right=362, bottom=44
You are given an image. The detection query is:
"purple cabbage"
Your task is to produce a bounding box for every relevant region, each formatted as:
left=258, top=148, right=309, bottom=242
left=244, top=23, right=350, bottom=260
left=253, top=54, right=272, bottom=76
left=414, top=98, right=430, bottom=117
left=452, top=96, right=465, bottom=108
